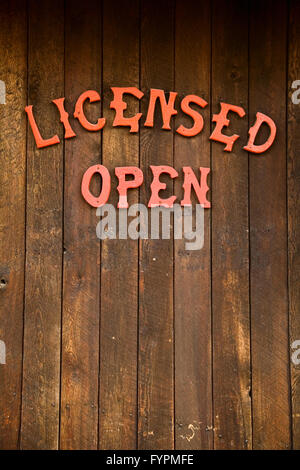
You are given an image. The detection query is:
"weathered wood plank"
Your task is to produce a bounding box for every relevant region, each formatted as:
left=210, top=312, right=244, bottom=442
left=0, top=0, right=27, bottom=450
left=250, top=0, right=291, bottom=450
left=174, top=0, right=213, bottom=450
left=20, top=0, right=64, bottom=449
left=138, top=0, right=174, bottom=450
left=0, top=0, right=294, bottom=450
left=99, top=0, right=139, bottom=449
left=211, top=0, right=252, bottom=450
left=288, top=0, right=300, bottom=451
left=60, top=0, right=101, bottom=450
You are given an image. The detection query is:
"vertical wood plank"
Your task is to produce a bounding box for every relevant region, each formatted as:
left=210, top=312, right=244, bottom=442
left=212, top=0, right=252, bottom=449
left=20, top=0, right=64, bottom=449
left=288, top=0, right=300, bottom=451
left=0, top=0, right=27, bottom=450
left=250, top=0, right=291, bottom=450
left=138, top=0, right=174, bottom=450
left=99, top=0, right=139, bottom=449
left=174, top=0, right=212, bottom=450
left=60, top=0, right=101, bottom=450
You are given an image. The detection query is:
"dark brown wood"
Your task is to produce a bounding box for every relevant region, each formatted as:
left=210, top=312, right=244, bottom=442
left=250, top=0, right=291, bottom=450
left=60, top=0, right=101, bottom=450
left=0, top=0, right=298, bottom=451
left=174, top=0, right=212, bottom=450
left=20, top=0, right=64, bottom=450
left=99, top=0, right=139, bottom=449
left=138, top=0, right=174, bottom=450
left=0, top=0, right=27, bottom=450
left=211, top=0, right=252, bottom=450
left=288, top=0, right=300, bottom=451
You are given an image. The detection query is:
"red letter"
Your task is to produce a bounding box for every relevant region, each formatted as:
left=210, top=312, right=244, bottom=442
left=110, top=87, right=144, bottom=132
left=181, top=167, right=211, bottom=208
left=25, top=105, right=60, bottom=149
left=210, top=102, right=245, bottom=151
left=148, top=165, right=178, bottom=208
left=52, top=97, right=76, bottom=139
left=176, top=95, right=208, bottom=137
left=244, top=112, right=276, bottom=154
left=115, top=166, right=144, bottom=209
left=144, top=89, right=177, bottom=130
left=81, top=164, right=111, bottom=207
left=74, top=90, right=105, bottom=131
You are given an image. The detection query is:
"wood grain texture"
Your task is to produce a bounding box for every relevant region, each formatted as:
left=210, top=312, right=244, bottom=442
left=0, top=0, right=298, bottom=451
left=250, top=0, right=291, bottom=450
left=0, top=0, right=27, bottom=450
left=174, top=0, right=212, bottom=450
left=20, top=0, right=64, bottom=450
left=288, top=0, right=300, bottom=451
left=60, top=0, right=101, bottom=450
left=211, top=0, right=252, bottom=450
left=138, top=0, right=174, bottom=450
left=99, top=0, right=139, bottom=450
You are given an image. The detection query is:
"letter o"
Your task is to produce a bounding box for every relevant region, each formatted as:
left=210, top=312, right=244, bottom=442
left=81, top=164, right=111, bottom=207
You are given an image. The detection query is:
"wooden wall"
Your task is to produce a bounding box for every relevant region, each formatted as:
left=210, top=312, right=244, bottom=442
left=0, top=0, right=299, bottom=450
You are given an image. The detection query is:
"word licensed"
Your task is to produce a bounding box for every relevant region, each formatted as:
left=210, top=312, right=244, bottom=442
left=25, top=87, right=277, bottom=154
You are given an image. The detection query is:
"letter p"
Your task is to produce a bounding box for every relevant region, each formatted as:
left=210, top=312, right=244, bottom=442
left=115, top=166, right=144, bottom=209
